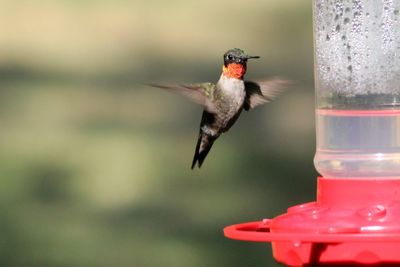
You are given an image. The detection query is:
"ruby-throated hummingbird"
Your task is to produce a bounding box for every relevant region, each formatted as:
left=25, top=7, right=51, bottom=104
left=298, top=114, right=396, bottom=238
left=151, top=48, right=289, bottom=169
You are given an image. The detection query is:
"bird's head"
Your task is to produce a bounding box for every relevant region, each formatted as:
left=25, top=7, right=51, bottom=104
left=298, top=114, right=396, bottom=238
left=222, top=48, right=259, bottom=79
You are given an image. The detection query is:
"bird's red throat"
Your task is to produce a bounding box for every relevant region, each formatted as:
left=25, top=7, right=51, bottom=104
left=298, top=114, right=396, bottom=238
left=222, top=63, right=246, bottom=79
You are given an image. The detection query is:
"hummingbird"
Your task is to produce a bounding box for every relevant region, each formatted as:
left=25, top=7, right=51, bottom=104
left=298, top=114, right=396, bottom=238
left=151, top=48, right=289, bottom=169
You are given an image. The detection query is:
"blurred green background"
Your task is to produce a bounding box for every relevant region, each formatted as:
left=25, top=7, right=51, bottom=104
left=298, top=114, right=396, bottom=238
left=0, top=0, right=317, bottom=266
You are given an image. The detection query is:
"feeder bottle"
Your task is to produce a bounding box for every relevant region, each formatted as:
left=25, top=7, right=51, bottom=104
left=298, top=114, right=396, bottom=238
left=314, top=0, right=400, bottom=178
left=224, top=1, right=400, bottom=266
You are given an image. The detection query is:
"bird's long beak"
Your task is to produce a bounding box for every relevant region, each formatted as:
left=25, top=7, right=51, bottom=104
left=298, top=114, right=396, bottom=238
left=242, top=55, right=260, bottom=60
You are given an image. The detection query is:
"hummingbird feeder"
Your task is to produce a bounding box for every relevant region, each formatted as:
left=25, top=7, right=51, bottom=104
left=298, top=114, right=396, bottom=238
left=224, top=1, right=400, bottom=266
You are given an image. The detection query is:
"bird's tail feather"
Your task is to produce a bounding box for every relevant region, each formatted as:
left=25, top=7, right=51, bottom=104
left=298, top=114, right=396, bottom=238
left=191, top=132, right=217, bottom=169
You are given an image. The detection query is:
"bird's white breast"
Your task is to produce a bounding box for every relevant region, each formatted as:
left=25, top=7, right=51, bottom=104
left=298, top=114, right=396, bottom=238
left=219, top=75, right=246, bottom=107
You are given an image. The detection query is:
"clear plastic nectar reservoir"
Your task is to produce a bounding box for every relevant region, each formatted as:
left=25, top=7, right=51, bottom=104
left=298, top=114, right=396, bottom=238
left=314, top=0, right=400, bottom=177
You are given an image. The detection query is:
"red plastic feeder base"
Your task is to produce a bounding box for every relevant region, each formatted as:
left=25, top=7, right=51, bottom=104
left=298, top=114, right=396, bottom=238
left=224, top=177, right=400, bottom=266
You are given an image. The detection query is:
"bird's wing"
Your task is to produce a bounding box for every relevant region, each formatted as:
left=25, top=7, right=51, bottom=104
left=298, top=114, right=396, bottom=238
left=148, top=82, right=216, bottom=113
left=243, top=78, right=291, bottom=111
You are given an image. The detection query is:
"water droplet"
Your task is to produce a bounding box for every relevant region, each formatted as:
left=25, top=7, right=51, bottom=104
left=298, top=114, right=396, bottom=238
left=342, top=35, right=346, bottom=40
left=354, top=11, right=360, bottom=17
left=348, top=65, right=353, bottom=72
left=335, top=14, right=339, bottom=21
left=394, top=10, right=399, bottom=15
left=326, top=34, right=330, bottom=41
left=345, top=7, right=350, bottom=13
left=347, top=56, right=351, bottom=61
left=336, top=24, right=341, bottom=31
left=344, top=17, right=350, bottom=24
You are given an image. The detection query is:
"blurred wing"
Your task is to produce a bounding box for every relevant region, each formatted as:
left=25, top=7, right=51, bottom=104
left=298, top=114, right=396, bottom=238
left=148, top=83, right=216, bottom=113
left=243, top=78, right=291, bottom=111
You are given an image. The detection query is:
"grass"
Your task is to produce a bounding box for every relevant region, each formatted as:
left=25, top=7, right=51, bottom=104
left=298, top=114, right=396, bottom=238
left=0, top=1, right=315, bottom=266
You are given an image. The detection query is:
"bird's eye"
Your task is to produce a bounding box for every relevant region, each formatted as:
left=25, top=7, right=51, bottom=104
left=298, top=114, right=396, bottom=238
left=227, top=54, right=233, bottom=60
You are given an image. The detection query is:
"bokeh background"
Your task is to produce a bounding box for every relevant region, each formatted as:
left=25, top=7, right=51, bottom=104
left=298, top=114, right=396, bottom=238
left=0, top=0, right=317, bottom=266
